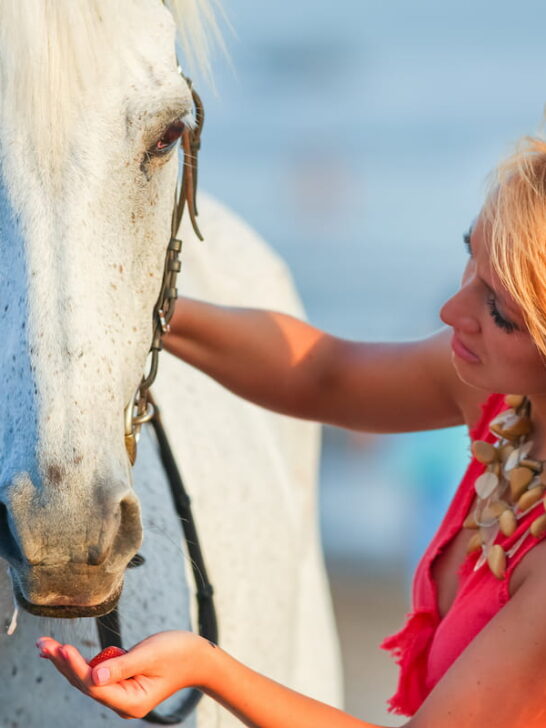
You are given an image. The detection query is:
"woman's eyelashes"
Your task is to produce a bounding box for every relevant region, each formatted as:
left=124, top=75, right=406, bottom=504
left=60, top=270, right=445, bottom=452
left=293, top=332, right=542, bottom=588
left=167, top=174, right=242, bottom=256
left=462, top=229, right=518, bottom=333
left=487, top=294, right=517, bottom=333
left=463, top=230, right=472, bottom=256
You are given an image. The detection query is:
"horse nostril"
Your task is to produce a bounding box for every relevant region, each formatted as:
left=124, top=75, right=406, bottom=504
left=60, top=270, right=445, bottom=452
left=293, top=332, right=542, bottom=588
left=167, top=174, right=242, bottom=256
left=86, top=494, right=142, bottom=568
left=87, top=544, right=109, bottom=566
left=113, top=495, right=142, bottom=558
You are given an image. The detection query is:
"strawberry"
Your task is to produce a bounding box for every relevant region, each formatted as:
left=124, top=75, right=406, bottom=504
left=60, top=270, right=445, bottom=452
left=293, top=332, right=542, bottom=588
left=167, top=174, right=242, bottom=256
left=88, top=646, right=127, bottom=668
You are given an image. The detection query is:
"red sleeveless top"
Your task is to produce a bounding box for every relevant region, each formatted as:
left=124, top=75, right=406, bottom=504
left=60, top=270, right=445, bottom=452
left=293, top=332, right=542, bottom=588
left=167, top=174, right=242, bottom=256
left=381, top=393, right=546, bottom=716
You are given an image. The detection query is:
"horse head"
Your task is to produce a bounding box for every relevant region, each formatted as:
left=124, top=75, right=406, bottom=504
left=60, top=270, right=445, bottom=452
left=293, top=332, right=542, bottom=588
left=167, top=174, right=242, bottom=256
left=0, top=0, right=215, bottom=618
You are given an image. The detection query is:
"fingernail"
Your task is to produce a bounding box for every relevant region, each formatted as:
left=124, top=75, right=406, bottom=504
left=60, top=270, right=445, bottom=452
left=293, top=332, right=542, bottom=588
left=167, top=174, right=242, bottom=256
left=95, top=667, right=110, bottom=685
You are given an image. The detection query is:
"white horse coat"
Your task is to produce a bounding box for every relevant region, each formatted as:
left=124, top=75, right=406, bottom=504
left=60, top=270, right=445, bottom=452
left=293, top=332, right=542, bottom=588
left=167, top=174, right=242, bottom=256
left=0, top=0, right=340, bottom=728
left=0, top=194, right=342, bottom=726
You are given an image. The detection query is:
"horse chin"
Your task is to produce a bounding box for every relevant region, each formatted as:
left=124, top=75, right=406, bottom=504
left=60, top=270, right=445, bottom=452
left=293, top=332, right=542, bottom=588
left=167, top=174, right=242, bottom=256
left=12, top=580, right=124, bottom=619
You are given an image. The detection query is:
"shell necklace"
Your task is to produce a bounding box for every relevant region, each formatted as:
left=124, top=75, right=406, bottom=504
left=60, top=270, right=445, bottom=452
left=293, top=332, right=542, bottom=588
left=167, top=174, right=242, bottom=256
left=464, top=393, right=546, bottom=579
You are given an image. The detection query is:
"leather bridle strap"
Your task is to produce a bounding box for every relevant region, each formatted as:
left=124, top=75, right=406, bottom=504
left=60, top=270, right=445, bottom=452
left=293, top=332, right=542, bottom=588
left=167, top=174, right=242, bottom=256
left=97, top=399, right=218, bottom=725
left=124, top=78, right=204, bottom=467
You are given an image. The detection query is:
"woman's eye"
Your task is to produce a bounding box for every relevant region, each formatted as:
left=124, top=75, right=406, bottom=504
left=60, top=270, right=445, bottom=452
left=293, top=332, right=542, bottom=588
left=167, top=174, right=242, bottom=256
left=150, top=121, right=185, bottom=156
left=487, top=294, right=517, bottom=334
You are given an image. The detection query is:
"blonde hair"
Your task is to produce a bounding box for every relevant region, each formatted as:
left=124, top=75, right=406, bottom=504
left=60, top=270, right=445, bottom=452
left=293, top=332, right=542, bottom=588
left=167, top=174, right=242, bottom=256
left=484, top=136, right=546, bottom=357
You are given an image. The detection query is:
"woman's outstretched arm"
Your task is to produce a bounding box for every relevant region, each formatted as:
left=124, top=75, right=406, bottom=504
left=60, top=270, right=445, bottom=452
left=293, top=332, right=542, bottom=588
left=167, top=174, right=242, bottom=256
left=36, top=539, right=546, bottom=726
left=35, top=549, right=546, bottom=727
left=163, top=297, right=482, bottom=433
left=35, top=632, right=385, bottom=727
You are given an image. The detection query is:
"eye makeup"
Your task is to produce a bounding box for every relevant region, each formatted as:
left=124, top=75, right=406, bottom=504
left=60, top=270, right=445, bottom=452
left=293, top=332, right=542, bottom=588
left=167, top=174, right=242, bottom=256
left=487, top=294, right=517, bottom=333
left=462, top=228, right=519, bottom=334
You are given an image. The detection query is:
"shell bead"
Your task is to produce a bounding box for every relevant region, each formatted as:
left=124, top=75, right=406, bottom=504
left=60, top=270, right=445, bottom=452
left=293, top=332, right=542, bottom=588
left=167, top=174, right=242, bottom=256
left=517, top=486, right=544, bottom=512
left=490, top=409, right=517, bottom=426
left=468, top=396, right=546, bottom=575
left=485, top=500, right=510, bottom=519
left=467, top=532, right=483, bottom=554
left=499, top=444, right=515, bottom=464
left=472, top=440, right=497, bottom=464
left=463, top=513, right=479, bottom=529
left=499, top=509, right=517, bottom=537
left=519, top=458, right=542, bottom=472
left=509, top=467, right=534, bottom=501
left=531, top=514, right=546, bottom=539
left=475, top=472, right=499, bottom=499
left=487, top=545, right=506, bottom=579
left=498, top=418, right=532, bottom=440
left=505, top=394, right=526, bottom=409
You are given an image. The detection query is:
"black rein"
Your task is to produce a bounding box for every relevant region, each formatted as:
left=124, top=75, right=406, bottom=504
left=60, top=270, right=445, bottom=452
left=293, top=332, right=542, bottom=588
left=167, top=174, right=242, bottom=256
left=96, top=400, right=218, bottom=725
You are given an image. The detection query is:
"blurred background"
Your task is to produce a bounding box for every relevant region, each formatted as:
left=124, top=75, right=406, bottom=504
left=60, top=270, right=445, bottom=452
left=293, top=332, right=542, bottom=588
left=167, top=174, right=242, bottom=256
left=191, top=0, right=546, bottom=723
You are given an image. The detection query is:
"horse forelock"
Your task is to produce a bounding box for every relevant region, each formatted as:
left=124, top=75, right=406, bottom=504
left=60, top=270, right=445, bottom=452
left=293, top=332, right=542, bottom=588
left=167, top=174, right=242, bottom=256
left=166, top=0, right=225, bottom=79
left=0, top=0, right=222, bottom=179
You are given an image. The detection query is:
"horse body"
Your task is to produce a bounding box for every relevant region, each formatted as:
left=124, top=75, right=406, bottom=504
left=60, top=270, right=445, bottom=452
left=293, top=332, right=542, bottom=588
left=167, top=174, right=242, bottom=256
left=0, top=1, right=342, bottom=723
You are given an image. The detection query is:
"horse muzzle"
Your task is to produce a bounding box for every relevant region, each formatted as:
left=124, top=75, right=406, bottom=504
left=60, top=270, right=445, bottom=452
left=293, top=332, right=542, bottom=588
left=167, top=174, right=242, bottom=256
left=10, top=563, right=126, bottom=618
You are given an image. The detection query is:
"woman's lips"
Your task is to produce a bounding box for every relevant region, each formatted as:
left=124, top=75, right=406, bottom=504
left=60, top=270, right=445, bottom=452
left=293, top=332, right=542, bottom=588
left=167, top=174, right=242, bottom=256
left=451, top=333, right=481, bottom=363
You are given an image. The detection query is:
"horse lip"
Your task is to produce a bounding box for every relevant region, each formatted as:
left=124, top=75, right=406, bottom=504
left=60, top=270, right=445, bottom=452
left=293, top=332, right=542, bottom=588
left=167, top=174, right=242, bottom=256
left=12, top=580, right=123, bottom=619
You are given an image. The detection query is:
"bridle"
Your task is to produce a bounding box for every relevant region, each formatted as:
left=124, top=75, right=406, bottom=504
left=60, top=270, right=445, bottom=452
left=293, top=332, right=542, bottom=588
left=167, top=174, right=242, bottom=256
left=123, top=70, right=204, bottom=467
left=96, top=75, right=217, bottom=725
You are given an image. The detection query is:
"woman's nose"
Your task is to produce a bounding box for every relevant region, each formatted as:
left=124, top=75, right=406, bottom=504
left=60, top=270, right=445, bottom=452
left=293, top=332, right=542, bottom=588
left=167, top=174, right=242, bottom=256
left=439, top=287, right=480, bottom=334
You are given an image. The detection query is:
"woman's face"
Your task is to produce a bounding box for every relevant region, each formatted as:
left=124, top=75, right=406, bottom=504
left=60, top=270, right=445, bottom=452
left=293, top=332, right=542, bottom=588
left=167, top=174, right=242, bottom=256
left=439, top=212, right=546, bottom=395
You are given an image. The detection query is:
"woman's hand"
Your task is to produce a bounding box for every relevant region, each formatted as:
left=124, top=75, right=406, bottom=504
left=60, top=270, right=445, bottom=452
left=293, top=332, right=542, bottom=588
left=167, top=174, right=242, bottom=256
left=36, top=631, right=209, bottom=720
left=38, top=630, right=377, bottom=728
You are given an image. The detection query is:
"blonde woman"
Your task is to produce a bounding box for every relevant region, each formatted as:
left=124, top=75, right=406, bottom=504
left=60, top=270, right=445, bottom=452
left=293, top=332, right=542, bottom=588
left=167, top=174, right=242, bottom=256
left=38, top=137, right=546, bottom=727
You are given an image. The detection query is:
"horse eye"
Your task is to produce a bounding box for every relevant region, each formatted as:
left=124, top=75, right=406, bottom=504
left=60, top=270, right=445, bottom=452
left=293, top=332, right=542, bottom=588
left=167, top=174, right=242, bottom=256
left=150, top=120, right=185, bottom=155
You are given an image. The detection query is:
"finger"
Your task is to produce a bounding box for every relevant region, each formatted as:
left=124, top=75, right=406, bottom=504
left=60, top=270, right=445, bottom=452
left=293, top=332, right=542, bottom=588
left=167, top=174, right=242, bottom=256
left=90, top=649, right=148, bottom=687
left=59, top=644, right=94, bottom=689
left=36, top=636, right=62, bottom=656
left=40, top=644, right=83, bottom=689
left=44, top=651, right=143, bottom=719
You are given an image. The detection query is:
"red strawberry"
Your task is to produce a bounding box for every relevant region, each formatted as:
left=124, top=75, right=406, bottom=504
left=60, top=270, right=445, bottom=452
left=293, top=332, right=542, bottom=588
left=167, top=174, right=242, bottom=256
left=88, top=646, right=127, bottom=668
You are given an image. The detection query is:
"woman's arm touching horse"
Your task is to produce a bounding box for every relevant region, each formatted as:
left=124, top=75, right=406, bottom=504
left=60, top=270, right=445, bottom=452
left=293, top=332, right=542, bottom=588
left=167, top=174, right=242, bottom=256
left=35, top=545, right=546, bottom=727
left=164, top=297, right=484, bottom=434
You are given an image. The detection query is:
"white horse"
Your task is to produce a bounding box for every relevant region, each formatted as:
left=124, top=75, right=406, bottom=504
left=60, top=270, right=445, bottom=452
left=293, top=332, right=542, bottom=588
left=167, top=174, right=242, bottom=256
left=0, top=1, right=342, bottom=725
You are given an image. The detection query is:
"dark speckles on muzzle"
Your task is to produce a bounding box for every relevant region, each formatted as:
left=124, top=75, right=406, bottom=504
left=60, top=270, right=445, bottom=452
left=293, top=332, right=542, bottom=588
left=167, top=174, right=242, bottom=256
left=45, top=463, right=64, bottom=486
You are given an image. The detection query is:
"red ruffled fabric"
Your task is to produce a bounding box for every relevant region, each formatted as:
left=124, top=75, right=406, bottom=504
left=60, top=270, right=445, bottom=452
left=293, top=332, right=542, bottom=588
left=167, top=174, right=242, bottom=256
left=380, top=610, right=440, bottom=715
left=380, top=393, right=507, bottom=716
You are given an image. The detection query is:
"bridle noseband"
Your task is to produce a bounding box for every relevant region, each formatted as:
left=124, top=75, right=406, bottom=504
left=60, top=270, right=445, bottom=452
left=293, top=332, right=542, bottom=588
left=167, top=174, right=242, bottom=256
left=98, top=75, right=217, bottom=726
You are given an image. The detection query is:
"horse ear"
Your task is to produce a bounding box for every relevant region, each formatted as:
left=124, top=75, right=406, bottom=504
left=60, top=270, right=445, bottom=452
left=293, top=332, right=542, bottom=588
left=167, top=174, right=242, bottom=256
left=163, top=0, right=229, bottom=83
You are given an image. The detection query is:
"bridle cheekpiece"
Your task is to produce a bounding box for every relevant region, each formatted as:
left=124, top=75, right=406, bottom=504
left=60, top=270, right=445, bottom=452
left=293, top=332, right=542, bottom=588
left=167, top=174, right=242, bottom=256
left=123, top=74, right=204, bottom=466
